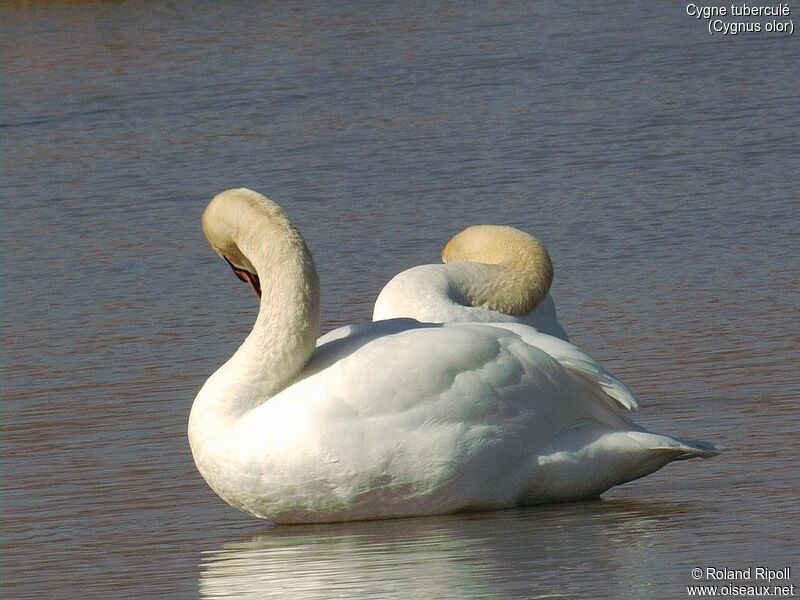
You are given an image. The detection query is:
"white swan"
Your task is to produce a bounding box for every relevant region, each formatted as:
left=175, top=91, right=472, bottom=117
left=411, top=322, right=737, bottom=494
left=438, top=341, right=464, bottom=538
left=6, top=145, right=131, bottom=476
left=189, top=188, right=717, bottom=524
left=372, top=225, right=570, bottom=341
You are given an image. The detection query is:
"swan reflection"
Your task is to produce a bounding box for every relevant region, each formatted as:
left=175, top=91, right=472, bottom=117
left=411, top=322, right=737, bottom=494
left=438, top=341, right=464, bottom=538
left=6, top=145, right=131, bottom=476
left=199, top=499, right=695, bottom=599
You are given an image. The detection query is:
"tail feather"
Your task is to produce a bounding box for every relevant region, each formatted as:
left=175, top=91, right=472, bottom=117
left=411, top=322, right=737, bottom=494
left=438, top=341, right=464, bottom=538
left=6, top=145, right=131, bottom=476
left=668, top=437, right=722, bottom=460
left=523, top=427, right=721, bottom=503
left=627, top=431, right=720, bottom=460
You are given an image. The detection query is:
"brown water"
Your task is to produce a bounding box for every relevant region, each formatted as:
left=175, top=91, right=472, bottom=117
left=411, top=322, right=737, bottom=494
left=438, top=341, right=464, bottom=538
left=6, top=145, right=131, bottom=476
left=2, top=2, right=798, bottom=599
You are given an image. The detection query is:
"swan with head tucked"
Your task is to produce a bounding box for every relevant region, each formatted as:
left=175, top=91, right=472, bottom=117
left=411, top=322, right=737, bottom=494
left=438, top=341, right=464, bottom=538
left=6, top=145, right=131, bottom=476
left=189, top=188, right=717, bottom=524
left=373, top=225, right=570, bottom=340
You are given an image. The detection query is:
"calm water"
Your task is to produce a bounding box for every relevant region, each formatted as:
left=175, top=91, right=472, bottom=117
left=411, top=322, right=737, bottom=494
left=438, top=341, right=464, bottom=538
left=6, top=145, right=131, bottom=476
left=2, top=2, right=798, bottom=598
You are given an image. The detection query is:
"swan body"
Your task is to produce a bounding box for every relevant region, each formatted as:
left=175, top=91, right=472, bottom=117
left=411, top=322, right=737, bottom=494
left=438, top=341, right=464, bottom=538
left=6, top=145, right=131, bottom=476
left=189, top=189, right=717, bottom=524
left=373, top=225, right=569, bottom=341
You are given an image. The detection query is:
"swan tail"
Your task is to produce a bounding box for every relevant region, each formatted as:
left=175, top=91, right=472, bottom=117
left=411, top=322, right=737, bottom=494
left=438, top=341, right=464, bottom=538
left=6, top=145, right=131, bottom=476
left=596, top=431, right=720, bottom=491
left=626, top=431, right=720, bottom=460
left=523, top=428, right=720, bottom=503
left=663, top=436, right=722, bottom=460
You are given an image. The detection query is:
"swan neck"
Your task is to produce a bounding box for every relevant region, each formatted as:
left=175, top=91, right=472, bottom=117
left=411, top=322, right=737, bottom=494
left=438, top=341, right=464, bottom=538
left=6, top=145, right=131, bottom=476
left=241, top=232, right=320, bottom=402
left=455, top=251, right=552, bottom=317
left=194, top=209, right=321, bottom=426
left=441, top=226, right=554, bottom=316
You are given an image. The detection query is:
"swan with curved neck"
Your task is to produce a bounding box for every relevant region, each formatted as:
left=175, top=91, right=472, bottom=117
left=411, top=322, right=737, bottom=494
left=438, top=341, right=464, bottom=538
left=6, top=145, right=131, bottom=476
left=372, top=224, right=569, bottom=340
left=189, top=188, right=717, bottom=524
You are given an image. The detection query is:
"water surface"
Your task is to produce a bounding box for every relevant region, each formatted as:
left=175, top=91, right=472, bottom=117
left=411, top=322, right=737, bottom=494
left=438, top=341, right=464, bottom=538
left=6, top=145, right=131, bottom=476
left=2, top=2, right=798, bottom=598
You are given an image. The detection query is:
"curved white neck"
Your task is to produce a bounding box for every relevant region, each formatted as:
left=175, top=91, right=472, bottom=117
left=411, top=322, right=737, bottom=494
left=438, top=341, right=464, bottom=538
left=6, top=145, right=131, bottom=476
left=447, top=261, right=540, bottom=316
left=191, top=214, right=320, bottom=430
left=441, top=225, right=553, bottom=316
left=236, top=231, right=320, bottom=405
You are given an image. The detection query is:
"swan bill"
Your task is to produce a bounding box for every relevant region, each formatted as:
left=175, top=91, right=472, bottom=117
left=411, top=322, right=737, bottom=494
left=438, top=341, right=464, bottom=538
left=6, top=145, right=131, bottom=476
left=224, top=256, right=262, bottom=298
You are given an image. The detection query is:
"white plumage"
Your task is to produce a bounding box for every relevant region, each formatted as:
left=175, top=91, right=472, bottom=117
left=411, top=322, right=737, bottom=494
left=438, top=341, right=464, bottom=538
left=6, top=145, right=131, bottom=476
left=373, top=224, right=570, bottom=340
left=189, top=188, right=717, bottom=524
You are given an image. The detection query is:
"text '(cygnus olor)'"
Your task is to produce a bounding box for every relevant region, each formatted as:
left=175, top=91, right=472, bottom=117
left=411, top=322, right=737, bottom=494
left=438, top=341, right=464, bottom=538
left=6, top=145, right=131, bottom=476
left=373, top=225, right=569, bottom=340
left=188, top=188, right=718, bottom=524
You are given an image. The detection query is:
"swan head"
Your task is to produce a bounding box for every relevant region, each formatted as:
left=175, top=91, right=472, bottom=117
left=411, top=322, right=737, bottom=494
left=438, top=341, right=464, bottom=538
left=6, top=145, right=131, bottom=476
left=202, top=188, right=304, bottom=299
left=441, top=225, right=554, bottom=316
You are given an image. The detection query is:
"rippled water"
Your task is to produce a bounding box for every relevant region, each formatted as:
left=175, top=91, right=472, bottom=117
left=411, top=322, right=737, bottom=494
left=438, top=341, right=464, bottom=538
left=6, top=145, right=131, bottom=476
left=2, top=2, right=798, bottom=599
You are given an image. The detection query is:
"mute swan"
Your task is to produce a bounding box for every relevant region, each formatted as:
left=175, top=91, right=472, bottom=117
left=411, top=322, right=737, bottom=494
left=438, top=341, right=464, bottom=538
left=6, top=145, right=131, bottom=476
left=189, top=188, right=717, bottom=524
left=372, top=225, right=569, bottom=341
